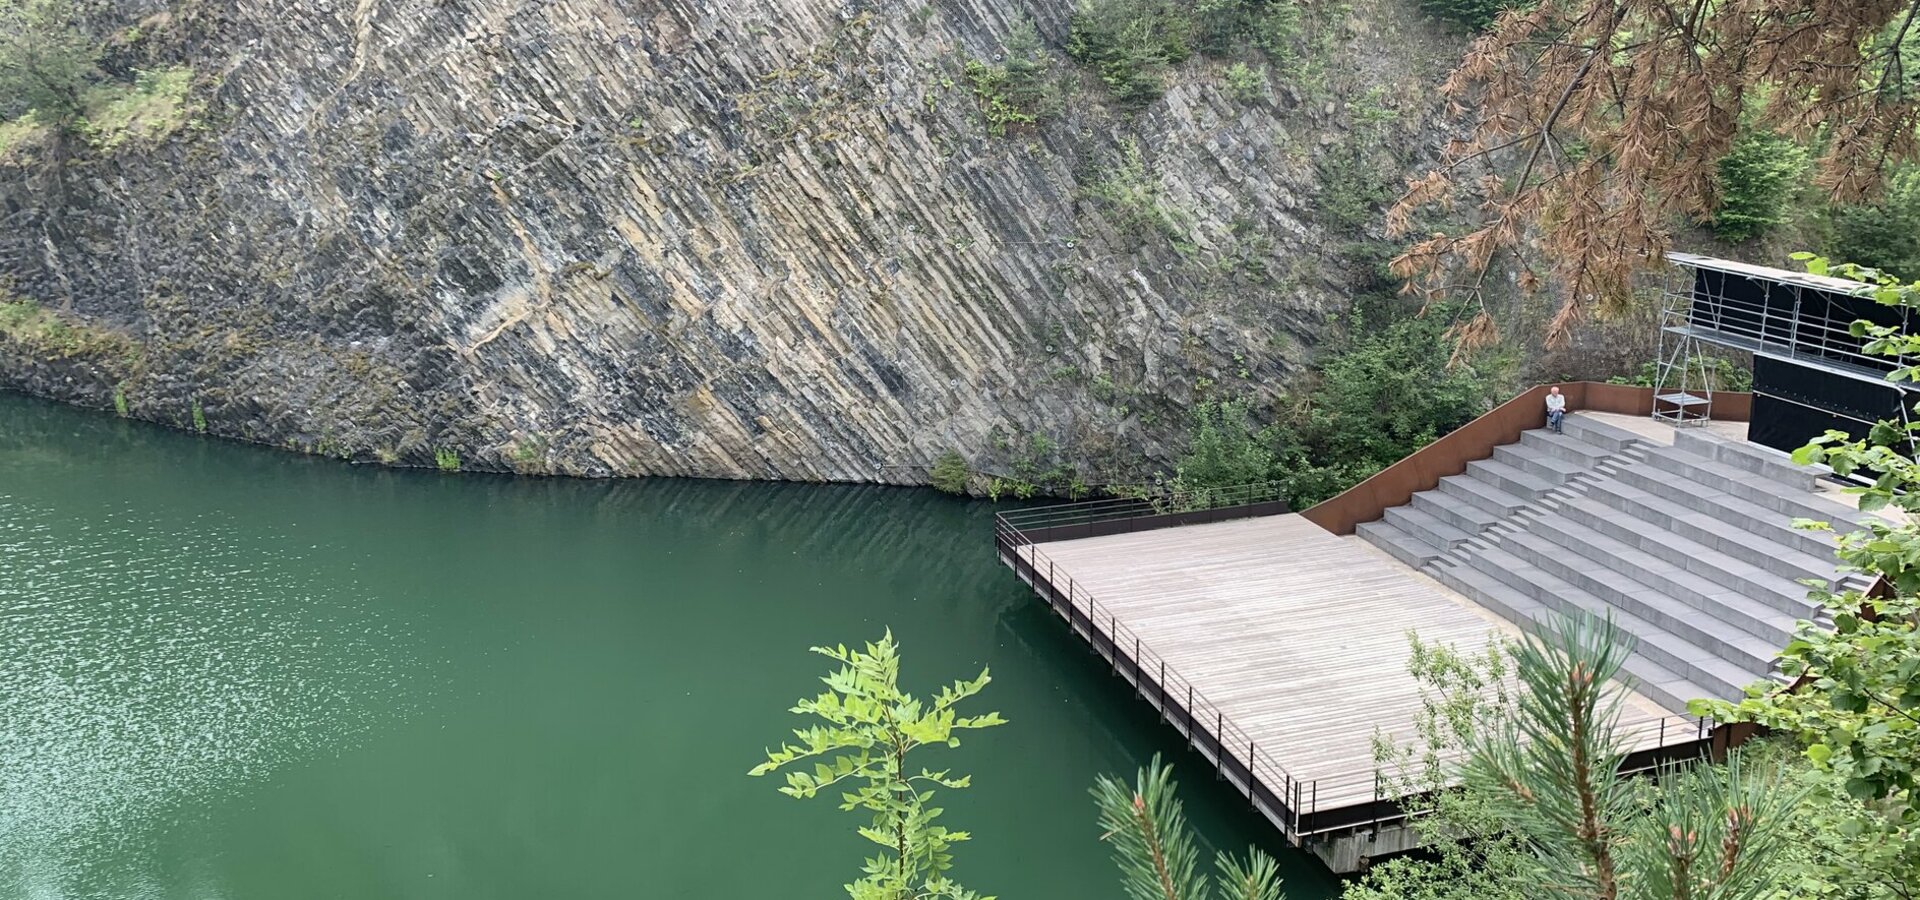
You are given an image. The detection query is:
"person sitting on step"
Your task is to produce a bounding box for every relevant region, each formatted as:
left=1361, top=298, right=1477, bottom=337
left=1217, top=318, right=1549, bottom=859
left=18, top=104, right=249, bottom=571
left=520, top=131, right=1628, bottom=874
left=1545, top=385, right=1566, bottom=434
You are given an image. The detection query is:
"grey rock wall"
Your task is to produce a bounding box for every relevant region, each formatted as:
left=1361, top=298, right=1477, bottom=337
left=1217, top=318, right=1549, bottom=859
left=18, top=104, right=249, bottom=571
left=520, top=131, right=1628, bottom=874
left=0, top=0, right=1466, bottom=483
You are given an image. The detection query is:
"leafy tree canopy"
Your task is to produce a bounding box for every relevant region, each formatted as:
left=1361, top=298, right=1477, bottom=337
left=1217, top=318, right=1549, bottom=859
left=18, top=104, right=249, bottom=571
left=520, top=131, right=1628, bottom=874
left=0, top=0, right=99, bottom=122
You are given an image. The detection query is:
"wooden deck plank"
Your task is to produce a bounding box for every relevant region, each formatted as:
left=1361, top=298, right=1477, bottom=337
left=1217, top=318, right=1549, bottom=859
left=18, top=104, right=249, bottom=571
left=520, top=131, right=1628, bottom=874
left=1024, top=513, right=1683, bottom=812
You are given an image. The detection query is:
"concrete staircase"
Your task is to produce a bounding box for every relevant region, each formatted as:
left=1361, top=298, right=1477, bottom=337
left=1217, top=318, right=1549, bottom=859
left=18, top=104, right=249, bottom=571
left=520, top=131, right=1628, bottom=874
left=1357, top=415, right=1872, bottom=713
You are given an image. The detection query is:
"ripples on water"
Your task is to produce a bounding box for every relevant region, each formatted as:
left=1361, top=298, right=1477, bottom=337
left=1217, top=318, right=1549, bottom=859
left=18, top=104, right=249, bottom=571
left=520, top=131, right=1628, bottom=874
left=0, top=498, right=416, bottom=898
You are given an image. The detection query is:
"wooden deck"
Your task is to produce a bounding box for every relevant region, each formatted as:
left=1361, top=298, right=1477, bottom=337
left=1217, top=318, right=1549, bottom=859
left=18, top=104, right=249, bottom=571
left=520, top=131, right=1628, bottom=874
left=1004, top=511, right=1694, bottom=831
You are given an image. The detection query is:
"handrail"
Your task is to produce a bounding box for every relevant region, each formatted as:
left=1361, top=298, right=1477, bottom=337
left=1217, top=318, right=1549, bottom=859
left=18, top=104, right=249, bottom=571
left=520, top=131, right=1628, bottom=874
left=994, top=523, right=1315, bottom=836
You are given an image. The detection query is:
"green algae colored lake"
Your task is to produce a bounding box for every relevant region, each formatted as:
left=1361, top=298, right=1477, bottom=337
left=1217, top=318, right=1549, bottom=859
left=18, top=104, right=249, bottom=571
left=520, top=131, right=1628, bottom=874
left=0, top=391, right=1339, bottom=899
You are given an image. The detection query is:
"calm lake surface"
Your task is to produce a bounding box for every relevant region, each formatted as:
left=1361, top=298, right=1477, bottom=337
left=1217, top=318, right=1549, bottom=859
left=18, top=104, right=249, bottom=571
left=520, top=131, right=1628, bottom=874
left=0, top=391, right=1341, bottom=899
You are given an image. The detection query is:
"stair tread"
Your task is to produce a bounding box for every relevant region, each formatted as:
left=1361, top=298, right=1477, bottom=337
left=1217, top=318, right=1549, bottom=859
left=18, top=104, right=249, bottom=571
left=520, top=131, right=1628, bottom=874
left=1597, top=458, right=1835, bottom=552
left=1386, top=505, right=1472, bottom=546
left=1413, top=491, right=1500, bottom=528
left=1576, top=476, right=1842, bottom=575
left=1559, top=415, right=1647, bottom=450
left=1441, top=554, right=1723, bottom=709
left=1639, top=444, right=1873, bottom=526
left=1438, top=473, right=1529, bottom=512
left=1466, top=545, right=1772, bottom=694
left=1553, top=494, right=1827, bottom=603
left=1520, top=429, right=1612, bottom=464
left=1470, top=457, right=1559, bottom=493
left=1496, top=520, right=1801, bottom=643
left=1357, top=520, right=1444, bottom=564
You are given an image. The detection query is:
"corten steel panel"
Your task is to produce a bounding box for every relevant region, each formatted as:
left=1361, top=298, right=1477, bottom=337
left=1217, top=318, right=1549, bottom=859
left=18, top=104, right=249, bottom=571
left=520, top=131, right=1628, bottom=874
left=1301, top=383, right=1753, bottom=536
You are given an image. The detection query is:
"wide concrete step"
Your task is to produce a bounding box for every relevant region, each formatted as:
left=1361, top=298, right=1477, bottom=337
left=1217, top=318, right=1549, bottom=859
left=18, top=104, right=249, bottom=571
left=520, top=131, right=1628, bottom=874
left=1560, top=414, right=1646, bottom=452
left=1437, top=472, right=1529, bottom=516
left=1597, top=461, right=1843, bottom=560
left=1551, top=494, right=1826, bottom=617
left=1488, top=531, right=1788, bottom=682
left=1470, top=456, right=1561, bottom=497
left=1520, top=429, right=1613, bottom=467
left=1384, top=505, right=1472, bottom=549
left=1576, top=475, right=1845, bottom=586
left=1461, top=546, right=1760, bottom=701
left=1491, top=444, right=1583, bottom=485
left=1496, top=513, right=1799, bottom=648
left=1411, top=490, right=1500, bottom=534
left=1358, top=519, right=1445, bottom=568
left=1430, top=559, right=1718, bottom=712
left=1673, top=429, right=1820, bottom=490
left=1634, top=444, right=1871, bottom=528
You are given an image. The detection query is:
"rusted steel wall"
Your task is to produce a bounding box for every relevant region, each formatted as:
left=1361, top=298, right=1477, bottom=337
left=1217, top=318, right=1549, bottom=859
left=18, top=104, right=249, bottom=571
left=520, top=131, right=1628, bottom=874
left=1301, top=383, right=1754, bottom=535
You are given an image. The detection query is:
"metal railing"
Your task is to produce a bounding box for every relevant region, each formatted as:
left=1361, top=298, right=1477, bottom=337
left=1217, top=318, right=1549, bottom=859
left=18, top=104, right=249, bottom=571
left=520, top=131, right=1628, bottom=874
left=994, top=489, right=1722, bottom=842
left=995, top=480, right=1290, bottom=543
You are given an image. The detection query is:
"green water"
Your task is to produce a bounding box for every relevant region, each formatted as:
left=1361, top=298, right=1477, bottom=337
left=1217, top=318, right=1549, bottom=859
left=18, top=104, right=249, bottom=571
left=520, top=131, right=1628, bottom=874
left=0, top=392, right=1341, bottom=899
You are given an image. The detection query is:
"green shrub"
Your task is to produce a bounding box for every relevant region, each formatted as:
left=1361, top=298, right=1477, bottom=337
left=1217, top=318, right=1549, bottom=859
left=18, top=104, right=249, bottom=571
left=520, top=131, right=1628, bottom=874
left=1067, top=0, right=1193, bottom=109
left=1173, top=400, right=1274, bottom=491
left=1606, top=357, right=1752, bottom=393
left=964, top=23, right=1058, bottom=136
left=1712, top=129, right=1809, bottom=242
left=1276, top=309, right=1494, bottom=507
left=190, top=399, right=206, bottom=433
left=111, top=384, right=128, bottom=417
left=1083, top=140, right=1185, bottom=243
left=1825, top=166, right=1920, bottom=279
left=1223, top=61, right=1265, bottom=101
left=434, top=447, right=461, bottom=472
left=929, top=449, right=969, bottom=494
left=1418, top=0, right=1528, bottom=31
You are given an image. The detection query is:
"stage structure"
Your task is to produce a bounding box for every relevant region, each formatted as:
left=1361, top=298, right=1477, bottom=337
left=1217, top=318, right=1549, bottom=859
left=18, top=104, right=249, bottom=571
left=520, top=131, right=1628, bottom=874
left=1659, top=252, right=1917, bottom=455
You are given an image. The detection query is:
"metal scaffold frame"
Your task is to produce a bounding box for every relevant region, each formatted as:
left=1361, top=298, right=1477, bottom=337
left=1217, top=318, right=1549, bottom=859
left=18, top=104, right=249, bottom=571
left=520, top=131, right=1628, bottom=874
left=1653, top=269, right=1714, bottom=426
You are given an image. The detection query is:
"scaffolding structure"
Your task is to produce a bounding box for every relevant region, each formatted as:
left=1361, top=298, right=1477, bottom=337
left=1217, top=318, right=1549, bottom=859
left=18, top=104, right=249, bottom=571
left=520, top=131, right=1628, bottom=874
left=1659, top=251, right=1916, bottom=440
left=1652, top=272, right=1715, bottom=426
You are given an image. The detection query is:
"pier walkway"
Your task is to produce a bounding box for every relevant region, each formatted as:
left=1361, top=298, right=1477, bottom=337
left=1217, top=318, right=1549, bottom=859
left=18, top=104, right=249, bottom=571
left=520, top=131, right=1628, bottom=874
left=995, top=485, right=1712, bottom=861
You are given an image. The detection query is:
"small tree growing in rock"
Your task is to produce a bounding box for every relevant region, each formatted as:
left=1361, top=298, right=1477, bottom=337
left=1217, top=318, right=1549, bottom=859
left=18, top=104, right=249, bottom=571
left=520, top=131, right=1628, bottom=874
left=0, top=0, right=99, bottom=122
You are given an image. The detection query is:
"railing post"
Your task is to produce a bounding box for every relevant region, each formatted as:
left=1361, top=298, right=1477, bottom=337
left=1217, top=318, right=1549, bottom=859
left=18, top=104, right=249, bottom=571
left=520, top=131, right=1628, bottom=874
left=1132, top=637, right=1140, bottom=686
left=1111, top=615, right=1120, bottom=673
left=1186, top=685, right=1193, bottom=737
left=1215, top=711, right=1224, bottom=776
left=1659, top=717, right=1666, bottom=746
left=1158, top=660, right=1166, bottom=721
left=1247, top=740, right=1256, bottom=805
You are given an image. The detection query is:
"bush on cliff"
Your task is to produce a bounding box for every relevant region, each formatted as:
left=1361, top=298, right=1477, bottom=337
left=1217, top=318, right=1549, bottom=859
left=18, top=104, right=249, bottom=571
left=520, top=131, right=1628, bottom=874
left=930, top=450, right=970, bottom=494
left=0, top=0, right=99, bottom=122
left=1264, top=309, right=1493, bottom=507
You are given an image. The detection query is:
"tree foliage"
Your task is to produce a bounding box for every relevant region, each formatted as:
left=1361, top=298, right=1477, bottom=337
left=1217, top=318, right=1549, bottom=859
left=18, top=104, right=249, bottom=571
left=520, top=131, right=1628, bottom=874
left=1392, top=0, right=1920, bottom=349
left=966, top=22, right=1059, bottom=136
left=0, top=0, right=98, bottom=122
left=1712, top=130, right=1811, bottom=243
left=1418, top=0, right=1527, bottom=32
left=1276, top=310, right=1493, bottom=506
left=1091, top=756, right=1287, bottom=900
left=1466, top=616, right=1798, bottom=900
left=1355, top=618, right=1802, bottom=900
left=750, top=631, right=1007, bottom=900
left=1691, top=254, right=1920, bottom=895
left=1826, top=166, right=1920, bottom=280
left=1171, top=400, right=1274, bottom=494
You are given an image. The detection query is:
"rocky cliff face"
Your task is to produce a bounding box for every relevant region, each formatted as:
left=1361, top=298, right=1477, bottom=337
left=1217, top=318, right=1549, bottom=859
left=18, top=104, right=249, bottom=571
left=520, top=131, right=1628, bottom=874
left=0, top=0, right=1468, bottom=483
